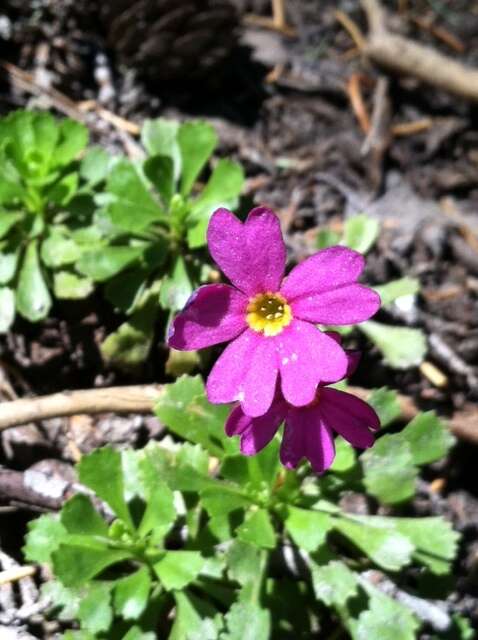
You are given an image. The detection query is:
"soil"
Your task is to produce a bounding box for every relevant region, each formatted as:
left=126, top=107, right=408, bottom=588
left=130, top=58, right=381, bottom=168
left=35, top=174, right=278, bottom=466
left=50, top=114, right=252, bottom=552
left=0, top=0, right=477, bottom=637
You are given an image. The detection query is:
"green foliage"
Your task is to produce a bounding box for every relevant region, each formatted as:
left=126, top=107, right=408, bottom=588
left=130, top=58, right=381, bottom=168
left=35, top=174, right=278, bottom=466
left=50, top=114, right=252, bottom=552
left=0, top=110, right=94, bottom=328
left=23, top=376, right=463, bottom=637
left=322, top=213, right=427, bottom=370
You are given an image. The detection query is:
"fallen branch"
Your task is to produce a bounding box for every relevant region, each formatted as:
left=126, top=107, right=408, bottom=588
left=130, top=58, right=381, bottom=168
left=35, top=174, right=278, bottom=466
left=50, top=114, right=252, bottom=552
left=360, top=0, right=478, bottom=103
left=0, top=383, right=476, bottom=444
left=0, top=386, right=161, bottom=431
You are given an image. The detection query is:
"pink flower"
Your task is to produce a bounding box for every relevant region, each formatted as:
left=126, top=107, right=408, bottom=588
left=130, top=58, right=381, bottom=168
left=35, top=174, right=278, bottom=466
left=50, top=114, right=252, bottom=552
left=168, top=207, right=380, bottom=417
left=225, top=352, right=380, bottom=473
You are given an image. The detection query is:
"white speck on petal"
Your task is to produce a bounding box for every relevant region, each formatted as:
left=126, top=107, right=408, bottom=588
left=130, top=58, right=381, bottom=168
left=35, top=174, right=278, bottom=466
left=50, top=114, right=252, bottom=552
left=236, top=391, right=245, bottom=402
left=291, top=352, right=298, bottom=362
left=282, top=357, right=289, bottom=365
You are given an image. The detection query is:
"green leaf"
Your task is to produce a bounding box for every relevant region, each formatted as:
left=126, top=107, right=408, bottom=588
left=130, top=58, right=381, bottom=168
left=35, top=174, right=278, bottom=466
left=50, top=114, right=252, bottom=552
left=312, top=560, right=359, bottom=607
left=169, top=592, right=214, bottom=640
left=41, top=580, right=81, bottom=621
left=141, top=118, right=181, bottom=180
left=114, top=567, right=151, bottom=620
left=360, top=321, right=427, bottom=369
left=220, top=599, right=270, bottom=640
left=367, top=387, right=401, bottom=427
left=53, top=118, right=88, bottom=167
left=226, top=541, right=264, bottom=586
left=41, top=231, right=81, bottom=267
left=23, top=514, right=67, bottom=564
left=374, top=277, right=420, bottom=308
left=0, top=250, right=18, bottom=284
left=188, top=159, right=244, bottom=248
left=52, top=543, right=132, bottom=587
left=201, top=487, right=251, bottom=518
left=334, top=517, right=414, bottom=571
left=0, top=286, right=15, bottom=332
left=78, top=583, right=113, bottom=634
left=122, top=627, right=156, bottom=640
left=154, top=551, right=204, bottom=591
left=76, top=246, right=144, bottom=282
left=137, top=478, right=175, bottom=540
left=178, top=121, right=217, bottom=196
left=154, top=375, right=233, bottom=457
left=342, top=214, right=379, bottom=254
left=54, top=271, right=93, bottom=299
left=236, top=509, right=276, bottom=550
left=16, top=241, right=51, bottom=321
left=401, top=412, right=455, bottom=465
left=366, top=515, right=460, bottom=575
left=143, top=155, right=175, bottom=206
left=354, top=583, right=419, bottom=640
left=316, top=228, right=341, bottom=249
left=160, top=254, right=193, bottom=312
left=331, top=436, right=357, bottom=472
left=361, top=433, right=418, bottom=504
left=80, top=146, right=111, bottom=187
left=47, top=172, right=78, bottom=205
left=60, top=495, right=109, bottom=536
left=0, top=211, right=22, bottom=238
left=106, top=160, right=165, bottom=232
left=78, top=447, right=133, bottom=528
left=284, top=507, right=333, bottom=552
left=101, top=316, right=154, bottom=371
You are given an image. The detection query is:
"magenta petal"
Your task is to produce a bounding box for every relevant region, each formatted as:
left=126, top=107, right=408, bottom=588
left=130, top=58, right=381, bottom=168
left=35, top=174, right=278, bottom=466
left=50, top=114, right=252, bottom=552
left=277, top=320, right=348, bottom=406
left=241, top=337, right=279, bottom=417
left=319, top=388, right=380, bottom=448
left=206, top=329, right=279, bottom=415
left=281, top=246, right=365, bottom=301
left=280, top=407, right=336, bottom=473
left=225, top=401, right=286, bottom=455
left=207, top=207, right=286, bottom=296
left=168, top=284, right=247, bottom=350
left=291, top=284, right=380, bottom=325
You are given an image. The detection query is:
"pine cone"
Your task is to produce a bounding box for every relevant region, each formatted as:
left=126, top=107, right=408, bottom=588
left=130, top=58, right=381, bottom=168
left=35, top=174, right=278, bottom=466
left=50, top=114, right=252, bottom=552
left=102, top=0, right=240, bottom=83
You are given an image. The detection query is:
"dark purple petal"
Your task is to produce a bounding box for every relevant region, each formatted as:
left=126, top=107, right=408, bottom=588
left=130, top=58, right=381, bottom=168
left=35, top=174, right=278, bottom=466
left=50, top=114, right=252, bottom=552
left=280, top=406, right=336, bottom=473
left=291, top=284, right=381, bottom=325
left=168, top=284, right=247, bottom=350
left=207, top=207, right=286, bottom=296
left=206, top=329, right=279, bottom=416
left=281, top=246, right=365, bottom=301
left=319, top=388, right=380, bottom=448
left=345, top=350, right=361, bottom=378
left=225, top=400, right=286, bottom=455
left=276, top=320, right=348, bottom=406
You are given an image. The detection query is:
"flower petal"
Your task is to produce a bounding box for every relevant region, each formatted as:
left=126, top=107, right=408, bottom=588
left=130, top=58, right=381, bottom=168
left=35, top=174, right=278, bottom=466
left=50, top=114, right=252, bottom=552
left=291, top=284, right=381, bottom=325
left=206, top=329, right=279, bottom=416
left=168, top=284, right=247, bottom=350
left=207, top=207, right=286, bottom=296
left=276, top=320, right=348, bottom=406
left=241, top=337, right=279, bottom=417
left=280, top=407, right=336, bottom=473
left=281, top=246, right=365, bottom=301
left=225, top=401, right=286, bottom=455
left=319, top=388, right=380, bottom=449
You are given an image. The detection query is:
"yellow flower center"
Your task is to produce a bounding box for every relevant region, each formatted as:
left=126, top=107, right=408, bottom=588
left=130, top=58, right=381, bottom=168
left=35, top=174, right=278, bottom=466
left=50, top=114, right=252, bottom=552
left=246, top=292, right=292, bottom=337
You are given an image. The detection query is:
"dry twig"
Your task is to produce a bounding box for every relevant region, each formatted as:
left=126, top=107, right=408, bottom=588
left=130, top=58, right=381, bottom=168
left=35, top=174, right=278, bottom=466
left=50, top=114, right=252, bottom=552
left=0, top=384, right=475, bottom=444
left=360, top=0, right=478, bottom=103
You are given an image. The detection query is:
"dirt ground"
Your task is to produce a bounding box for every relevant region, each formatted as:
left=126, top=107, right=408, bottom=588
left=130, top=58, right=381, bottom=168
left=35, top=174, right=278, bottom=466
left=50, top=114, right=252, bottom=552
left=0, top=0, right=477, bottom=637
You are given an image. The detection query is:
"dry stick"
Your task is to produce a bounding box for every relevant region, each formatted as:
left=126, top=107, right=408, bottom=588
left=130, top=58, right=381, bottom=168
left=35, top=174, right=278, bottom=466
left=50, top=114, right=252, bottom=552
left=360, top=0, right=478, bottom=103
left=0, top=386, right=161, bottom=431
left=0, top=384, right=476, bottom=444
left=0, top=566, right=36, bottom=587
